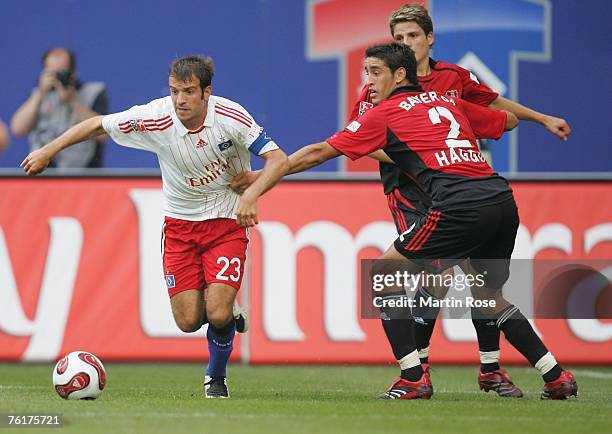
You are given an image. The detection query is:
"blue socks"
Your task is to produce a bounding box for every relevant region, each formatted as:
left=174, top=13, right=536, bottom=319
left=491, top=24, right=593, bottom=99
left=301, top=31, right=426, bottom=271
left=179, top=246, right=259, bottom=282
left=206, top=320, right=236, bottom=378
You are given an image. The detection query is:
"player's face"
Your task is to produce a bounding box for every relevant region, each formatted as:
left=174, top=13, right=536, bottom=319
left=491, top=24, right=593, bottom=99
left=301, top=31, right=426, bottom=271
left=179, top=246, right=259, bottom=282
left=365, top=57, right=402, bottom=105
left=392, top=21, right=433, bottom=66
left=169, top=74, right=211, bottom=129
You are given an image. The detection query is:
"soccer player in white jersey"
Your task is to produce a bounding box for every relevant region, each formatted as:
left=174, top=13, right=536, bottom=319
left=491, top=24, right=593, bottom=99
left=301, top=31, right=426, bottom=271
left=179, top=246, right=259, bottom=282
left=21, top=55, right=289, bottom=398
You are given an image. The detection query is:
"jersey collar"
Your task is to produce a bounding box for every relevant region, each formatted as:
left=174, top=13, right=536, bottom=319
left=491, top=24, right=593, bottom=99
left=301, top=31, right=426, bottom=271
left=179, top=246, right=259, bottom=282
left=389, top=85, right=423, bottom=98
left=202, top=97, right=215, bottom=128
left=417, top=58, right=439, bottom=83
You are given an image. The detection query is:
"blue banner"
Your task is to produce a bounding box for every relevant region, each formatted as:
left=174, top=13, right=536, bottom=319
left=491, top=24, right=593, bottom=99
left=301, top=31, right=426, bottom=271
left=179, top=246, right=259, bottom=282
left=0, top=0, right=609, bottom=172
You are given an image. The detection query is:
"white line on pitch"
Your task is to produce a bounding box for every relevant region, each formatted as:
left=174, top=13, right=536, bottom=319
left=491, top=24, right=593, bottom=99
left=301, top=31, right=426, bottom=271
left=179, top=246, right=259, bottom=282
left=572, top=370, right=612, bottom=380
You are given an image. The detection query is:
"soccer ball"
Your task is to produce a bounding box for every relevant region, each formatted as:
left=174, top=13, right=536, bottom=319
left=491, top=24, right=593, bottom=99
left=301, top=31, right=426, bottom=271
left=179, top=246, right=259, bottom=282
left=52, top=351, right=107, bottom=400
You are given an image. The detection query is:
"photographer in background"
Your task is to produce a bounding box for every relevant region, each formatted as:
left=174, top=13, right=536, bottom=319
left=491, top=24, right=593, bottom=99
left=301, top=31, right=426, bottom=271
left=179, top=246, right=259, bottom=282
left=0, top=118, right=9, bottom=151
left=11, top=47, right=108, bottom=168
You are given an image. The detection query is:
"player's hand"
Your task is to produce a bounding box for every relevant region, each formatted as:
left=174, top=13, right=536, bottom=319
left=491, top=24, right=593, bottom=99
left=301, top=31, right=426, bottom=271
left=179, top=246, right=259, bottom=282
left=230, top=170, right=261, bottom=194
left=21, top=147, right=53, bottom=175
left=542, top=115, right=571, bottom=141
left=235, top=194, right=258, bottom=227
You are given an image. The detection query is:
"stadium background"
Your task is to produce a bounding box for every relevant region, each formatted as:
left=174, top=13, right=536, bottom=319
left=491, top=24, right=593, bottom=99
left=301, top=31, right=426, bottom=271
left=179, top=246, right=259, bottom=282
left=0, top=0, right=610, bottom=366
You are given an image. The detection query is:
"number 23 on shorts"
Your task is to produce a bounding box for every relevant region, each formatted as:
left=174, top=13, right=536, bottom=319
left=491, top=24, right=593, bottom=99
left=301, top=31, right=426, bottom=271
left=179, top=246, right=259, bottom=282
left=216, top=256, right=241, bottom=282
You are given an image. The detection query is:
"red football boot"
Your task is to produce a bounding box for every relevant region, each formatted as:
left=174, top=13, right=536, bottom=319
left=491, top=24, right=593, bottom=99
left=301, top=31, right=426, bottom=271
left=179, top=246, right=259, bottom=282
left=541, top=370, right=578, bottom=400
left=478, top=369, right=523, bottom=398
left=378, top=373, right=433, bottom=400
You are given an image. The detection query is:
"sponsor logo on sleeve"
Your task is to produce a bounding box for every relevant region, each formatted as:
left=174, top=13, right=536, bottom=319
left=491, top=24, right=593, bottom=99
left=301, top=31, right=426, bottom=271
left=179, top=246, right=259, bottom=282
left=346, top=121, right=361, bottom=133
left=129, top=119, right=146, bottom=132
left=346, top=120, right=361, bottom=133
left=263, top=131, right=271, bottom=141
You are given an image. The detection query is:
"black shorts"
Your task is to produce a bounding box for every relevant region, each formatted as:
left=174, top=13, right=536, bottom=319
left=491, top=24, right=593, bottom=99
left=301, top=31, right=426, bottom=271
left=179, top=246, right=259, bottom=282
left=393, top=198, right=519, bottom=289
left=386, top=187, right=429, bottom=236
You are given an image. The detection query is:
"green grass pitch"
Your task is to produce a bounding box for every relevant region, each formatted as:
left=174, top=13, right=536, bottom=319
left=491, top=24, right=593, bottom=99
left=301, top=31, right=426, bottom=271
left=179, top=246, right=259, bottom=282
left=1, top=364, right=611, bottom=434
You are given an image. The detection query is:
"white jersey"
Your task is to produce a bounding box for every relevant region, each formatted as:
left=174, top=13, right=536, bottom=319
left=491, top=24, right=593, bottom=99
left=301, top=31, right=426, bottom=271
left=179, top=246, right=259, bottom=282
left=102, top=95, right=278, bottom=221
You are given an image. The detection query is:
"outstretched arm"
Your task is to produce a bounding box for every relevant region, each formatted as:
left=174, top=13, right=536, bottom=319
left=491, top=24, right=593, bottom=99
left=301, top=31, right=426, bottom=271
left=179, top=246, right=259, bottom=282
left=459, top=99, right=518, bottom=139
left=286, top=141, right=342, bottom=175
left=235, top=149, right=289, bottom=227
left=488, top=96, right=570, bottom=140
left=21, top=115, right=105, bottom=175
left=231, top=141, right=342, bottom=194
left=504, top=111, right=519, bottom=131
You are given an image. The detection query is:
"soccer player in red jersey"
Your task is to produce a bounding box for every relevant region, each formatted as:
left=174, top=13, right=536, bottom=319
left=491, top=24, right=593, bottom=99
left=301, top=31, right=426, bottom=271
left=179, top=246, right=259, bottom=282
left=346, top=3, right=572, bottom=398
left=21, top=55, right=290, bottom=399
left=231, top=4, right=574, bottom=399
left=279, top=43, right=577, bottom=400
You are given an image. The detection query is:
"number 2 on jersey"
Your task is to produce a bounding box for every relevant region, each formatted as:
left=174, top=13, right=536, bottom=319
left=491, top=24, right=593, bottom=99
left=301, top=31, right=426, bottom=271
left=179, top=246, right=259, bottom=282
left=216, top=256, right=241, bottom=282
left=428, top=106, right=472, bottom=149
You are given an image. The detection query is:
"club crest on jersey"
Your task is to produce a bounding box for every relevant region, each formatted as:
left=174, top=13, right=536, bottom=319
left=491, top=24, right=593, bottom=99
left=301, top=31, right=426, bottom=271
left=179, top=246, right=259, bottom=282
left=445, top=90, right=459, bottom=99
left=218, top=140, right=234, bottom=152
left=165, top=274, right=175, bottom=289
left=195, top=138, right=207, bottom=148
left=358, top=101, right=374, bottom=116
left=129, top=119, right=146, bottom=132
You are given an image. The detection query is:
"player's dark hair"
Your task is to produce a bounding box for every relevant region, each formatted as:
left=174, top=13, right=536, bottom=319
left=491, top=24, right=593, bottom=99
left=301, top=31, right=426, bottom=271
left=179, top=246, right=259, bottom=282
left=41, top=47, right=76, bottom=73
left=169, top=55, right=215, bottom=96
left=365, top=43, right=418, bottom=86
left=389, top=3, right=434, bottom=37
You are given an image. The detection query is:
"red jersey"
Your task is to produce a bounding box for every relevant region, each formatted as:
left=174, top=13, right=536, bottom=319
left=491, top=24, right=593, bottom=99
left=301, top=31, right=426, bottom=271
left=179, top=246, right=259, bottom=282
left=348, top=59, right=501, bottom=202
left=419, top=59, right=499, bottom=106
left=329, top=86, right=511, bottom=209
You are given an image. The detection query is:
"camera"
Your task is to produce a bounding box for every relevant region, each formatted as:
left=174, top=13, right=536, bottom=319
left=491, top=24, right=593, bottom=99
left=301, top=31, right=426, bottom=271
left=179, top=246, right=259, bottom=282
left=56, top=70, right=74, bottom=87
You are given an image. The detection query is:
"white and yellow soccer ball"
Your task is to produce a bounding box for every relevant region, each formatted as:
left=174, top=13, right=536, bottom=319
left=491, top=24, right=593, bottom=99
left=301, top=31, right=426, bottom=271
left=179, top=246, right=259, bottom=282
left=52, top=351, right=107, bottom=400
